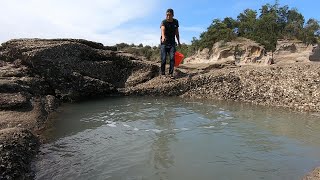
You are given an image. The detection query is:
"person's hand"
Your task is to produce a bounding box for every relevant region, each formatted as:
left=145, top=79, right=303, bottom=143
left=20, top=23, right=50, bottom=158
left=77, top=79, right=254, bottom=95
left=161, top=36, right=166, bottom=43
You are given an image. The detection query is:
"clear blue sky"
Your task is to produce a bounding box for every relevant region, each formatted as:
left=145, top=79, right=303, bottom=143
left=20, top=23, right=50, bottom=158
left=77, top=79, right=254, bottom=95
left=1, top=0, right=319, bottom=45
left=132, top=0, right=320, bottom=45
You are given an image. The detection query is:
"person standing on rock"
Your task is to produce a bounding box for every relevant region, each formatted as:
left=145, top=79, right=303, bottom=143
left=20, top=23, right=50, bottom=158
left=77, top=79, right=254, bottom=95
left=160, top=8, right=181, bottom=79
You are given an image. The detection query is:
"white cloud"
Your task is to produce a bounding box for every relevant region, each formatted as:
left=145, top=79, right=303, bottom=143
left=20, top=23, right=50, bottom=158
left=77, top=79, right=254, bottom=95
left=0, top=0, right=160, bottom=45
left=91, top=27, right=161, bottom=46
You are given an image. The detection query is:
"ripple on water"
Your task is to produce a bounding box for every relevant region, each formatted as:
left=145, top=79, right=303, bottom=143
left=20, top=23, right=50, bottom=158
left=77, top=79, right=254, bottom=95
left=35, top=97, right=320, bottom=180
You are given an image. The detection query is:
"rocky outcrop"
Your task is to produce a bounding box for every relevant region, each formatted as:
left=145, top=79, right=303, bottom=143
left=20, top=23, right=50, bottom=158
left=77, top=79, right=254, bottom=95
left=274, top=40, right=314, bottom=64
left=302, top=167, right=320, bottom=180
left=1, top=39, right=152, bottom=100
left=0, top=38, right=159, bottom=179
left=126, top=62, right=320, bottom=112
left=309, top=45, right=320, bottom=62
left=0, top=128, right=39, bottom=180
left=184, top=38, right=269, bottom=65
left=184, top=38, right=318, bottom=66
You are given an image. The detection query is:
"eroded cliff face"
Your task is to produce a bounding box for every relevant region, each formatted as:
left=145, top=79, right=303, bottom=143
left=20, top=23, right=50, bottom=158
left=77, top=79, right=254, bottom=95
left=274, top=40, right=314, bottom=64
left=184, top=38, right=269, bottom=65
left=184, top=38, right=318, bottom=66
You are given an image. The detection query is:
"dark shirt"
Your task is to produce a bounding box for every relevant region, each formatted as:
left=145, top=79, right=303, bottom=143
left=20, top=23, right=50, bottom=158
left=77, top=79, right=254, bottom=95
left=160, top=18, right=179, bottom=46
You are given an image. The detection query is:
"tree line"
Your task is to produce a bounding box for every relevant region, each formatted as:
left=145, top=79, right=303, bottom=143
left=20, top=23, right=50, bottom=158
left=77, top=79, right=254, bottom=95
left=192, top=1, right=320, bottom=52
left=116, top=1, right=320, bottom=61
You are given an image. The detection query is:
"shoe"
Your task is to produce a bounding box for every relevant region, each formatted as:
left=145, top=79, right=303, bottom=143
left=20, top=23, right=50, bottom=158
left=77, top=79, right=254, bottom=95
left=159, top=73, right=166, bottom=79
left=170, top=74, right=175, bottom=79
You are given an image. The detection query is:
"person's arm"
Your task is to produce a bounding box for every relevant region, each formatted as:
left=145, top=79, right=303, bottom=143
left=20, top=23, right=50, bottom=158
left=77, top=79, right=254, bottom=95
left=161, top=25, right=166, bottom=43
left=175, top=27, right=181, bottom=47
left=175, top=20, right=181, bottom=47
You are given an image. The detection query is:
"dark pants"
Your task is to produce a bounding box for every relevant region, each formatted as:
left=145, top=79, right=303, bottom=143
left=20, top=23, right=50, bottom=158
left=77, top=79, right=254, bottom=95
left=160, top=44, right=176, bottom=75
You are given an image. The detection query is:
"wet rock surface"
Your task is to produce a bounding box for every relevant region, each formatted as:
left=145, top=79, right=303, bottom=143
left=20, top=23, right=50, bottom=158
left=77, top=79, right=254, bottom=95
left=126, top=63, right=320, bottom=112
left=0, top=128, right=39, bottom=180
left=0, top=38, right=158, bottom=179
left=302, top=167, right=320, bottom=180
left=0, top=38, right=319, bottom=179
left=0, top=93, right=30, bottom=110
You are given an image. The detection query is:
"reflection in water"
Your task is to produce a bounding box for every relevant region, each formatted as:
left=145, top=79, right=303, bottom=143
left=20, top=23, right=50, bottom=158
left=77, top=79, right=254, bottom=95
left=151, top=102, right=176, bottom=179
left=35, top=96, right=320, bottom=180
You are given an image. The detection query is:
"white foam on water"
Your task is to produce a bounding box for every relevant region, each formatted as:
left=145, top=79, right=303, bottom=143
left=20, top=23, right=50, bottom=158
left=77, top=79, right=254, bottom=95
left=181, top=128, right=190, bottom=131
left=151, top=129, right=163, bottom=133
left=173, top=129, right=179, bottom=131
left=145, top=129, right=150, bottom=132
left=224, top=116, right=234, bottom=120
left=101, top=115, right=109, bottom=119
left=221, top=122, right=228, bottom=126
left=105, top=120, right=113, bottom=124
left=122, top=124, right=131, bottom=128
left=133, top=128, right=139, bottom=131
left=217, top=111, right=227, bottom=115
left=216, top=117, right=223, bottom=121
left=110, top=112, right=115, bottom=116
left=80, top=117, right=95, bottom=122
left=107, top=123, right=117, bottom=127
left=202, top=126, right=215, bottom=129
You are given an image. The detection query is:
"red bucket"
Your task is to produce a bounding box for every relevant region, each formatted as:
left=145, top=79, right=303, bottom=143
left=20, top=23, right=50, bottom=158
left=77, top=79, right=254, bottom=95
left=174, top=51, right=184, bottom=67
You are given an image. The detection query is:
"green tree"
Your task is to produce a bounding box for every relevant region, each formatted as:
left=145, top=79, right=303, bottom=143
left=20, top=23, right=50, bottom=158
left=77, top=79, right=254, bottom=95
left=277, top=5, right=289, bottom=37
left=237, top=9, right=257, bottom=39
left=302, top=18, right=320, bottom=44
left=198, top=18, right=237, bottom=49
left=116, top=43, right=129, bottom=50
left=255, top=3, right=278, bottom=51
left=284, top=8, right=304, bottom=39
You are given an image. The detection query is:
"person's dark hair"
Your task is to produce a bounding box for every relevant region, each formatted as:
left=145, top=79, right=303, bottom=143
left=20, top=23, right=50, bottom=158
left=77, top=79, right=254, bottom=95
left=166, top=8, right=174, bottom=16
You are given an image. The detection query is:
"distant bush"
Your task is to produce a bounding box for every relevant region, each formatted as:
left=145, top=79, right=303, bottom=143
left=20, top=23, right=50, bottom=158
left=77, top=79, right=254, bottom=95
left=193, top=1, right=320, bottom=52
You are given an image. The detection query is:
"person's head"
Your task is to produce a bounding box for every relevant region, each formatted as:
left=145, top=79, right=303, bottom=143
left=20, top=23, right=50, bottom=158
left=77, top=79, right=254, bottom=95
left=166, top=8, right=174, bottom=21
